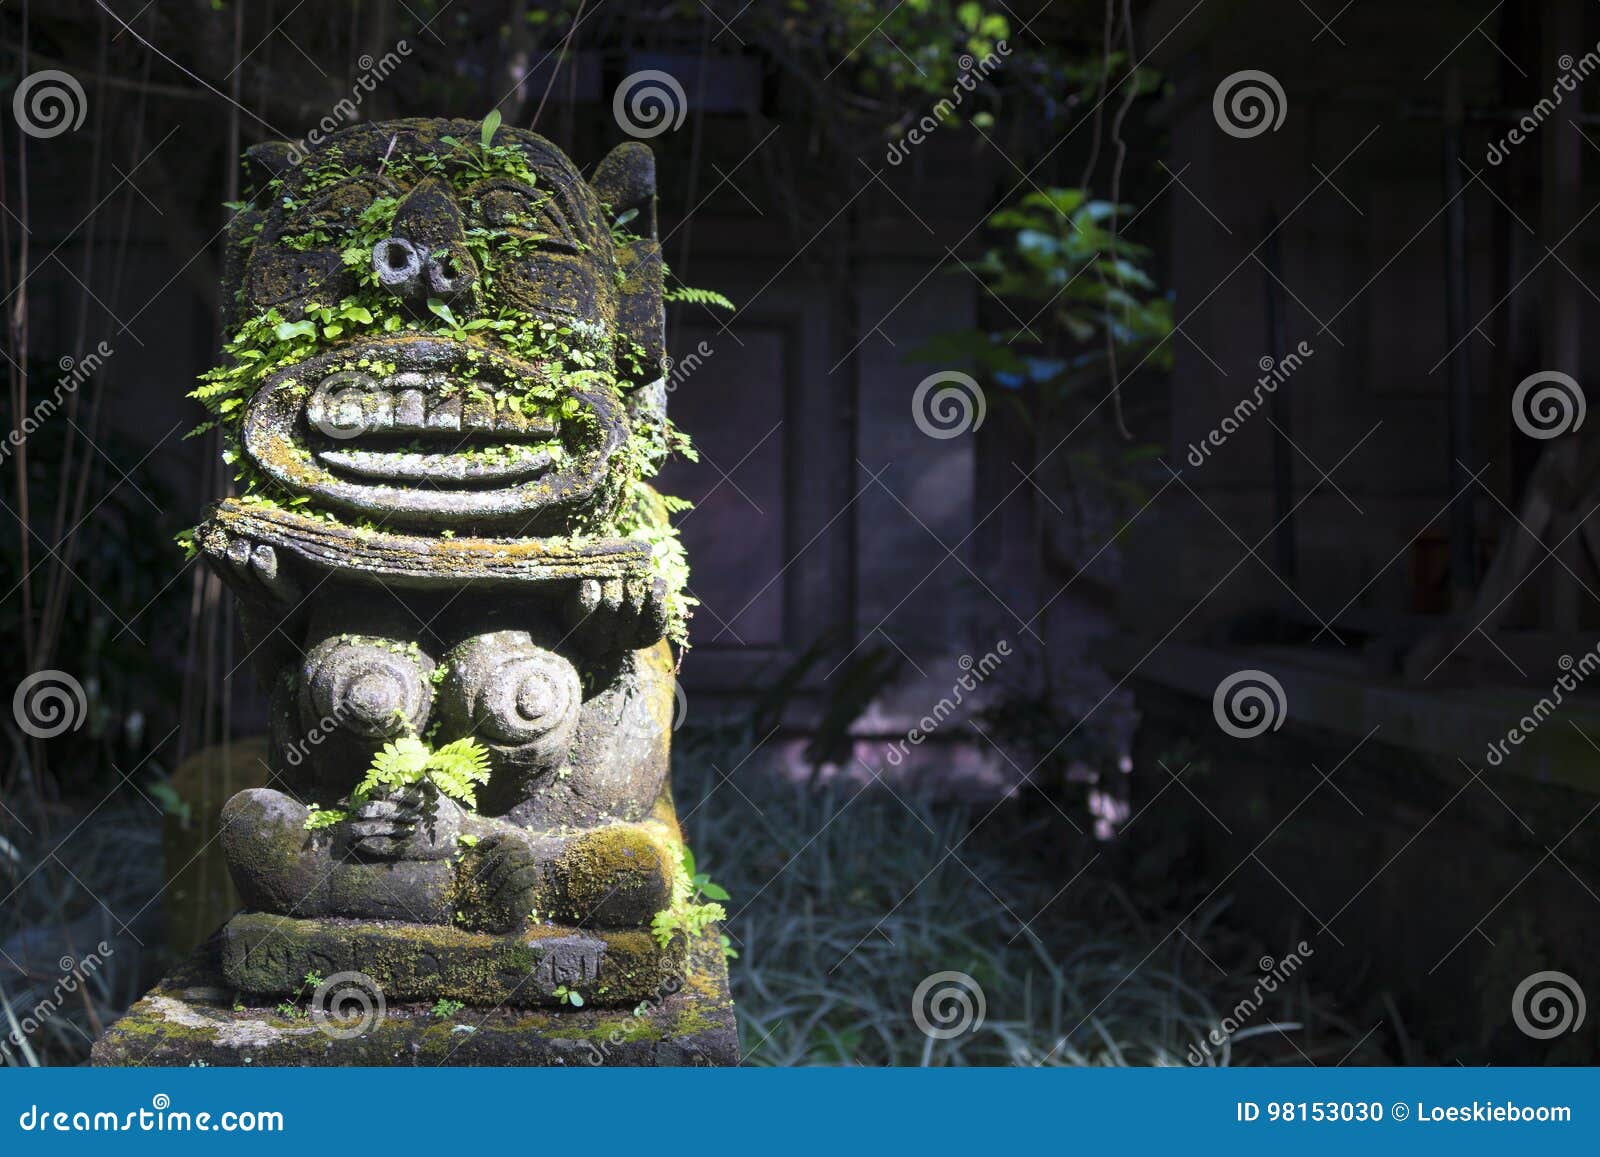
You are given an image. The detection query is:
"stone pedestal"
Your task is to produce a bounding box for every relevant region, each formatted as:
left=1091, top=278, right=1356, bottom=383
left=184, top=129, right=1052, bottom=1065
left=91, top=925, right=737, bottom=1067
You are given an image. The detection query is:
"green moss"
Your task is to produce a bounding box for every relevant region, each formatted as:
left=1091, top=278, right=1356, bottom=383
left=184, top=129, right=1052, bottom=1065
left=95, top=918, right=734, bottom=1066
left=222, top=913, right=685, bottom=1009
left=99, top=1011, right=222, bottom=1046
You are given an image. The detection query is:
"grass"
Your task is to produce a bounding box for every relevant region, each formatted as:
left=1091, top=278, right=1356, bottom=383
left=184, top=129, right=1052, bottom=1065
left=673, top=722, right=1383, bottom=1066
left=0, top=796, right=159, bottom=1067
left=2, top=723, right=1382, bottom=1066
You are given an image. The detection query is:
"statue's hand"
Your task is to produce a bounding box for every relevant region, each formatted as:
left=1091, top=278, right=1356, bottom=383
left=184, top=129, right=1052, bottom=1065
left=221, top=536, right=300, bottom=606
left=343, top=786, right=461, bottom=861
left=565, top=576, right=669, bottom=650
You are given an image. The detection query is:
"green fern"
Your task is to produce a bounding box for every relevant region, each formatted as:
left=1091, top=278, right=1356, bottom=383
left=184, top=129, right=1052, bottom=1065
left=300, top=736, right=493, bottom=830
left=414, top=738, right=494, bottom=808
left=663, top=285, right=735, bottom=311
left=356, top=736, right=491, bottom=808
left=650, top=844, right=730, bottom=951
left=303, top=803, right=345, bottom=831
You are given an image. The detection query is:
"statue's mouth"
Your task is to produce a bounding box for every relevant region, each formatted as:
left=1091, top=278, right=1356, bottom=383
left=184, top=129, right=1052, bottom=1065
left=242, top=335, right=627, bottom=533
left=305, top=366, right=562, bottom=486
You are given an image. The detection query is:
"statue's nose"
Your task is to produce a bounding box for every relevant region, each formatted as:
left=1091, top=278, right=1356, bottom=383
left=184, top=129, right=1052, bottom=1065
left=372, top=236, right=477, bottom=304
left=374, top=237, right=425, bottom=297
left=373, top=178, right=478, bottom=306
left=423, top=241, right=475, bottom=299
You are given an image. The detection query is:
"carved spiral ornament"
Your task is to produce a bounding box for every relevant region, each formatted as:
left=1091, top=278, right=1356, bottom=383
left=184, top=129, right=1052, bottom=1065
left=447, top=632, right=581, bottom=749
left=304, top=637, right=433, bottom=739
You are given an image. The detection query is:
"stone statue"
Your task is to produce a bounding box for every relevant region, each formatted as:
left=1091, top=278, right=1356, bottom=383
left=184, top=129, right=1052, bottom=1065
left=178, top=118, right=718, bottom=1024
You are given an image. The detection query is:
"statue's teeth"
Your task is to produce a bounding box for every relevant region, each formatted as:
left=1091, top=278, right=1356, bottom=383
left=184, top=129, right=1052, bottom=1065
left=306, top=372, right=556, bottom=438
left=394, top=388, right=426, bottom=427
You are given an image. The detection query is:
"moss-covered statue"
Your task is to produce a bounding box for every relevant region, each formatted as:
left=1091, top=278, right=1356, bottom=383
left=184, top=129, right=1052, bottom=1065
left=180, top=116, right=729, bottom=1041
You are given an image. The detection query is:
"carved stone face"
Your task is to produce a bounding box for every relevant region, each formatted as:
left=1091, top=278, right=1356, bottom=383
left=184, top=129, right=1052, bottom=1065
left=225, top=119, right=666, bottom=537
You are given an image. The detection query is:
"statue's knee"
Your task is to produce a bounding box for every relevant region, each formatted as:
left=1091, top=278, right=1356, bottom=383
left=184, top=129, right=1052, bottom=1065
left=554, top=823, right=675, bottom=926
left=220, top=788, right=328, bottom=914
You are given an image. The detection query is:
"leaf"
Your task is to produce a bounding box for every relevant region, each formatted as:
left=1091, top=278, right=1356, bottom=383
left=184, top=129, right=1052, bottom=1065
left=148, top=782, right=192, bottom=824
left=303, top=805, right=348, bottom=831
left=481, top=108, right=502, bottom=152
left=663, top=285, right=735, bottom=310
left=424, top=737, right=493, bottom=808
left=567, top=991, right=584, bottom=1007
left=427, top=298, right=458, bottom=326
left=699, top=881, right=730, bottom=902
left=905, top=328, right=1027, bottom=375
left=355, top=737, right=431, bottom=802
left=274, top=320, right=317, bottom=341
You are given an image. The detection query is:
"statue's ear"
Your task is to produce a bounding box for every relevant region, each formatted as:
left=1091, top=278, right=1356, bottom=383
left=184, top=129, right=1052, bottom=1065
left=220, top=205, right=262, bottom=331
left=594, top=143, right=666, bottom=393
left=590, top=141, right=658, bottom=239
left=243, top=141, right=298, bottom=197
left=222, top=142, right=297, bottom=333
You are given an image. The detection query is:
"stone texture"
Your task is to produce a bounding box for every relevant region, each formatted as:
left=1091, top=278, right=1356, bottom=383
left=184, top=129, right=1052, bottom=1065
left=92, top=926, right=737, bottom=1067
left=190, top=121, right=687, bottom=929
left=101, top=120, right=735, bottom=1066
left=220, top=912, right=686, bottom=1008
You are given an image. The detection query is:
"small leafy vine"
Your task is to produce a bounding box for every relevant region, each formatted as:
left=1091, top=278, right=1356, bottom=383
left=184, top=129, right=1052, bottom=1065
left=651, top=845, right=736, bottom=960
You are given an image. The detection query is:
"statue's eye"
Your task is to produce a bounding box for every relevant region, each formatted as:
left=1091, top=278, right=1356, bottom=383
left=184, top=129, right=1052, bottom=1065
left=471, top=181, right=581, bottom=254
left=282, top=179, right=394, bottom=247
left=478, top=186, right=536, bottom=228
